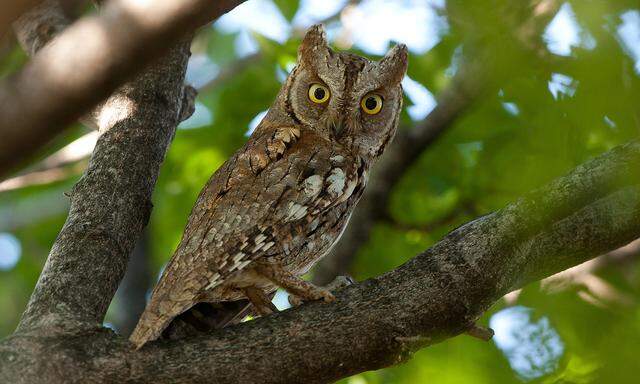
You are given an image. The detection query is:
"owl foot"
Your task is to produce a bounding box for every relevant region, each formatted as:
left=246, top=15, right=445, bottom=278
left=255, top=262, right=336, bottom=306
left=288, top=294, right=303, bottom=307
left=242, top=286, right=278, bottom=316
left=287, top=275, right=354, bottom=306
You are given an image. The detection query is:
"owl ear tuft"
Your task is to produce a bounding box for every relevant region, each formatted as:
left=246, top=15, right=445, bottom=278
left=298, top=24, right=330, bottom=64
left=379, top=44, right=408, bottom=84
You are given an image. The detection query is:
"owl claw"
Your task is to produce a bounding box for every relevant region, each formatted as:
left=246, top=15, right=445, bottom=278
left=320, top=290, right=336, bottom=302
left=288, top=294, right=304, bottom=307
left=288, top=287, right=336, bottom=307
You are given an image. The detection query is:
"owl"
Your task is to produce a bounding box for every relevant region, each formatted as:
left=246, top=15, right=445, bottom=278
left=130, top=24, right=408, bottom=348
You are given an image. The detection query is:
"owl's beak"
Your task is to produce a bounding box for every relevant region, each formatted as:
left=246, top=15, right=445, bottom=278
left=332, top=121, right=345, bottom=137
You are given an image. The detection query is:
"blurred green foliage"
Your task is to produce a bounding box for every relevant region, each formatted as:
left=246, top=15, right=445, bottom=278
left=1, top=1, right=639, bottom=382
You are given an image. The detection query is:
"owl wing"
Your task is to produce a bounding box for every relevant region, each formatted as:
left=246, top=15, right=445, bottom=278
left=130, top=125, right=359, bottom=348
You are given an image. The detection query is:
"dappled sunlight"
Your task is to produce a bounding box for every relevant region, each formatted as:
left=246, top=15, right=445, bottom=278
left=2, top=0, right=640, bottom=382
left=501, top=102, right=520, bottom=116
left=186, top=54, right=220, bottom=88
left=216, top=0, right=291, bottom=43
left=292, top=0, right=349, bottom=27
left=548, top=73, right=577, bottom=99
left=543, top=2, right=596, bottom=56
left=617, top=10, right=640, bottom=75
left=213, top=0, right=447, bottom=57
left=402, top=75, right=436, bottom=121
left=0, top=232, right=21, bottom=271
left=490, top=306, right=564, bottom=381
left=339, top=0, right=448, bottom=55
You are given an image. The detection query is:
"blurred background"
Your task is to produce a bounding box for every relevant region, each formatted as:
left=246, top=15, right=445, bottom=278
left=1, top=0, right=639, bottom=382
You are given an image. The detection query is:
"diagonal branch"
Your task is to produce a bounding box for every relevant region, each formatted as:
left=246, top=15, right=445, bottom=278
left=16, top=37, right=194, bottom=332
left=0, top=0, right=245, bottom=178
left=11, top=0, right=237, bottom=334
left=2, top=140, right=638, bottom=384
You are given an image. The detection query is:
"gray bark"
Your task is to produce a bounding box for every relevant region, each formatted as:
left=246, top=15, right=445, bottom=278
left=16, top=38, right=193, bottom=333
left=1, top=139, right=638, bottom=383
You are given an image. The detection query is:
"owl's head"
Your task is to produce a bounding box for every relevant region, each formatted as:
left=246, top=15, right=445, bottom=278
left=271, top=24, right=408, bottom=161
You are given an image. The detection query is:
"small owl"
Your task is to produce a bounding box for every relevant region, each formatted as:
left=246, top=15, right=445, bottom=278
left=130, top=24, right=407, bottom=348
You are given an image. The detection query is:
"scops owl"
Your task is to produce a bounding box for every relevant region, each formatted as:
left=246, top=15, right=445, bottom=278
left=130, top=24, right=408, bottom=348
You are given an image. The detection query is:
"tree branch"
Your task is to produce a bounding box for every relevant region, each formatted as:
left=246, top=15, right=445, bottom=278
left=2, top=140, right=638, bottom=383
left=6, top=0, right=201, bottom=333
left=15, top=36, right=194, bottom=332
left=0, top=0, right=245, bottom=178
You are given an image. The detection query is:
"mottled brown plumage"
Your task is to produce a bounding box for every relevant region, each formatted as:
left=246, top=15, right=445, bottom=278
left=130, top=24, right=407, bottom=348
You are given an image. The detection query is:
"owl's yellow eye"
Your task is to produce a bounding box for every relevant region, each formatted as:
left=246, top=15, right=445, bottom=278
left=361, top=94, right=383, bottom=115
left=308, top=83, right=330, bottom=104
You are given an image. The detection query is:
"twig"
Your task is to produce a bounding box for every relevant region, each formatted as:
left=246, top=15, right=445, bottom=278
left=466, top=325, right=494, bottom=341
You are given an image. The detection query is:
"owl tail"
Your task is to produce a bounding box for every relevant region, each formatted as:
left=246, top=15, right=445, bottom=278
left=129, top=298, right=191, bottom=350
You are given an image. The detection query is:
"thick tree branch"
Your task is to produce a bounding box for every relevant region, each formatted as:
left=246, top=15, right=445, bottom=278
left=16, top=37, right=194, bottom=332
left=2, top=141, right=638, bottom=384
left=5, top=0, right=199, bottom=333
left=0, top=0, right=245, bottom=178
left=13, top=0, right=198, bottom=129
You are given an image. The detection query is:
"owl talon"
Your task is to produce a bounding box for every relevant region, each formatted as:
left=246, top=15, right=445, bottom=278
left=255, top=263, right=339, bottom=305
left=288, top=286, right=335, bottom=307
left=320, top=290, right=336, bottom=303
left=288, top=294, right=303, bottom=307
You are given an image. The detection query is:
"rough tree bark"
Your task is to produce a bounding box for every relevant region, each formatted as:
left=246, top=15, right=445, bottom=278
left=7, top=0, right=207, bottom=332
